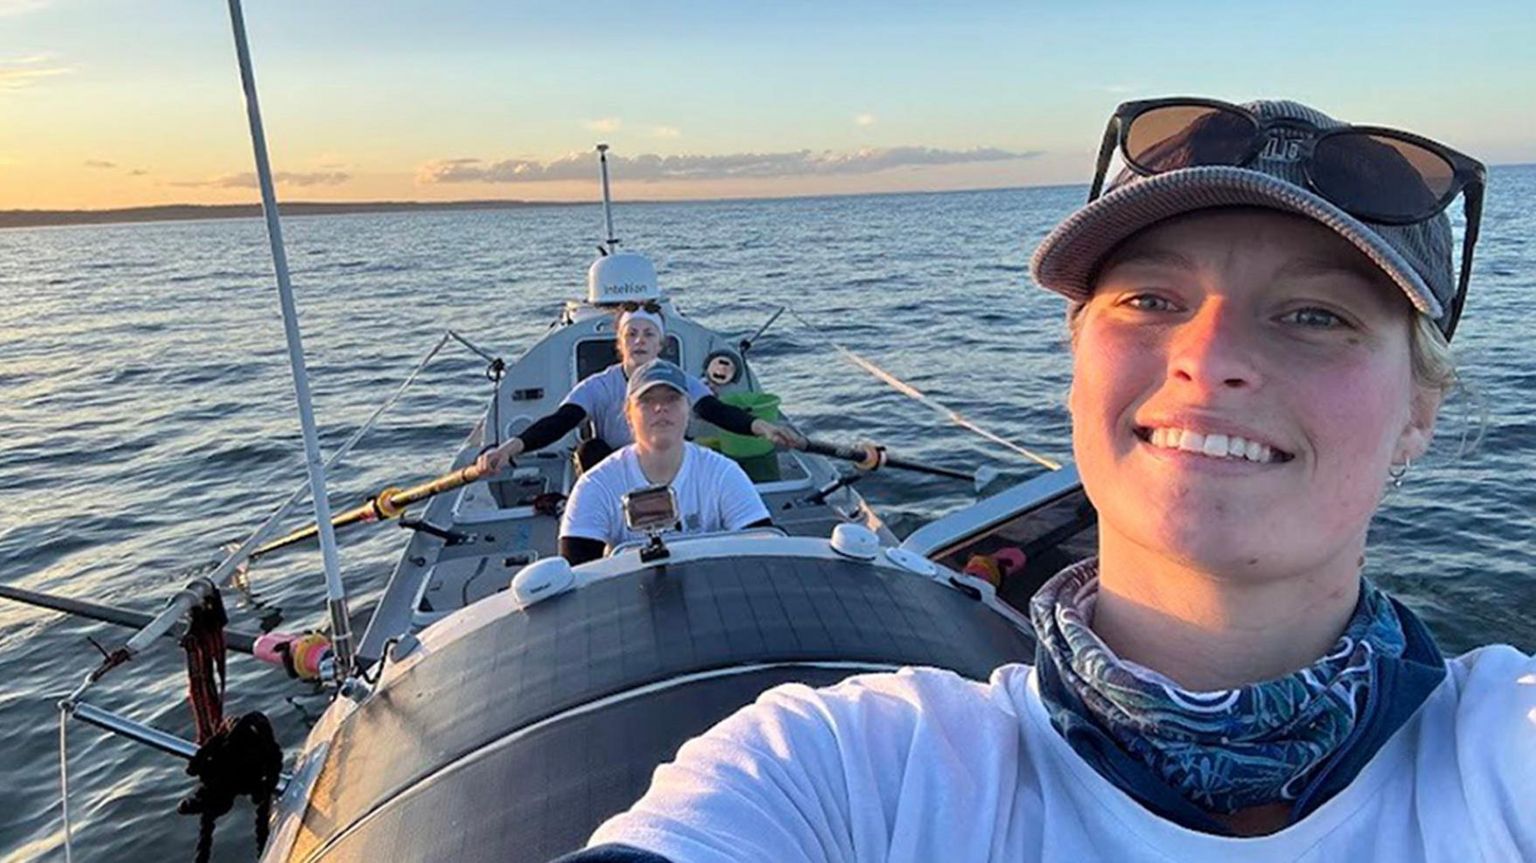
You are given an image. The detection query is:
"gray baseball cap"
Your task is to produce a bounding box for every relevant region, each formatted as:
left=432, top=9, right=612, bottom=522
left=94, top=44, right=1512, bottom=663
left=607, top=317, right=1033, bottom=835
left=627, top=359, right=690, bottom=401
left=1031, top=99, right=1462, bottom=334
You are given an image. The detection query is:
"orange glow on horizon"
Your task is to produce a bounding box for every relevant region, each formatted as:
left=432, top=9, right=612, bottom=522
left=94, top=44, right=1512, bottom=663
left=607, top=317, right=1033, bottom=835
left=0, top=157, right=1090, bottom=211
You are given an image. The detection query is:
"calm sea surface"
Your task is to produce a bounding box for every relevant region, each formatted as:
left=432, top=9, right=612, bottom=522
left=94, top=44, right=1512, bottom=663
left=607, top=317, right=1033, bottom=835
left=3, top=172, right=1534, bottom=860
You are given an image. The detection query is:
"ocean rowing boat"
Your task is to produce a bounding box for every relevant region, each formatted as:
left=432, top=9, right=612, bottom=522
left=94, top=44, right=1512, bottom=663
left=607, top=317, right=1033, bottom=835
left=250, top=170, right=1093, bottom=862
left=0, top=4, right=1102, bottom=860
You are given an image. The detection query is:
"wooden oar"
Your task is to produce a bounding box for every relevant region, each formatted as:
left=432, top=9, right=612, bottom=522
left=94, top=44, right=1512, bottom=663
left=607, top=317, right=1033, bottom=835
left=249, top=461, right=491, bottom=561
left=802, top=438, right=999, bottom=493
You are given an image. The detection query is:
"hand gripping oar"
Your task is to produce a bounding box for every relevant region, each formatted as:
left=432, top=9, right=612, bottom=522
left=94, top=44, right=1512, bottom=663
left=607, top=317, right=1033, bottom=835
left=249, top=461, right=491, bottom=561
left=802, top=438, right=999, bottom=493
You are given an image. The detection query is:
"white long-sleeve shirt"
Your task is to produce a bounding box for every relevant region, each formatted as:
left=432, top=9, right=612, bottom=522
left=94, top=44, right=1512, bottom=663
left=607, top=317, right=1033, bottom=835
left=589, top=646, right=1536, bottom=862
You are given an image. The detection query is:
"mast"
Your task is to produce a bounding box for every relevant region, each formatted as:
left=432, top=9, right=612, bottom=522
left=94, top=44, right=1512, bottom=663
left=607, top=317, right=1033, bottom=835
left=223, top=0, right=355, bottom=681
left=597, top=143, right=619, bottom=254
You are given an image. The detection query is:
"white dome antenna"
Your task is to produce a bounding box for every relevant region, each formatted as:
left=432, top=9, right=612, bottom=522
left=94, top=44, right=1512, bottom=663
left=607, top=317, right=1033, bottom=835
left=586, top=146, right=662, bottom=305
left=588, top=252, right=659, bottom=305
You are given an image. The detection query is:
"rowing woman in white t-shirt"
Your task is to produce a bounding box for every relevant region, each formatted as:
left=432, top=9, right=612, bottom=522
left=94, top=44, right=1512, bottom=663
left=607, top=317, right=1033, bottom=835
left=557, top=359, right=773, bottom=566
left=476, top=305, right=803, bottom=475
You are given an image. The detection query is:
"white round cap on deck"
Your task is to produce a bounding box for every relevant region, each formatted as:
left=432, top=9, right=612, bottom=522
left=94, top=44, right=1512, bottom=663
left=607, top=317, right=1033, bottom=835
left=830, top=523, right=880, bottom=560
left=510, top=556, right=576, bottom=607
left=587, top=252, right=660, bottom=305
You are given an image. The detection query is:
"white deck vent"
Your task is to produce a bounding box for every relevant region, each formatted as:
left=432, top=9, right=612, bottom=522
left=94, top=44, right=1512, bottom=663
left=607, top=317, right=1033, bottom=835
left=829, top=523, right=879, bottom=560
left=511, top=557, right=576, bottom=608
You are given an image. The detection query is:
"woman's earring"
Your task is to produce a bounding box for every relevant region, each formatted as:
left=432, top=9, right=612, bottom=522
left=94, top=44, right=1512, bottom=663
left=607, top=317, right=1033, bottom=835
left=1388, top=457, right=1412, bottom=490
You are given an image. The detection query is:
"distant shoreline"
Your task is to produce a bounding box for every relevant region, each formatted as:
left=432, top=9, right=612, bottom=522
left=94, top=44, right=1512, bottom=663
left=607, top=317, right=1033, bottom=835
left=0, top=200, right=576, bottom=230
left=0, top=184, right=1073, bottom=230
left=5, top=162, right=1528, bottom=230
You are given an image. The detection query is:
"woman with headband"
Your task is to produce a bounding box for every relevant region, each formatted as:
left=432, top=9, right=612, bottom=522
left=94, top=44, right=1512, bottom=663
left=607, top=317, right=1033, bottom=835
left=561, top=98, right=1532, bottom=860
left=477, top=304, right=803, bottom=476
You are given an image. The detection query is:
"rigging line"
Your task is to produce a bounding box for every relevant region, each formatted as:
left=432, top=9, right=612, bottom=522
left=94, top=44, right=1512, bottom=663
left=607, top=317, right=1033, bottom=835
left=207, top=331, right=454, bottom=585
left=782, top=307, right=1062, bottom=471
left=445, top=329, right=499, bottom=364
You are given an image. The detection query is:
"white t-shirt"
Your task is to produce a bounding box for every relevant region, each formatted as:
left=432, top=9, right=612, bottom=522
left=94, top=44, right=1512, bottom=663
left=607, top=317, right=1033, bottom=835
left=563, top=363, right=714, bottom=449
left=590, top=647, right=1536, bottom=862
left=559, top=442, right=770, bottom=550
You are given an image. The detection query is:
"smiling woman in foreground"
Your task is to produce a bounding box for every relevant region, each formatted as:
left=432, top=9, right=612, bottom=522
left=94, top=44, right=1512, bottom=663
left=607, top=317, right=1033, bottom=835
left=559, top=98, right=1534, bottom=862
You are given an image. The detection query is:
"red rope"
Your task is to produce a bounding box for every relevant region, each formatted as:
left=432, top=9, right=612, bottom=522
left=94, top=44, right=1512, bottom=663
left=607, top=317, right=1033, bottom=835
left=181, top=590, right=229, bottom=745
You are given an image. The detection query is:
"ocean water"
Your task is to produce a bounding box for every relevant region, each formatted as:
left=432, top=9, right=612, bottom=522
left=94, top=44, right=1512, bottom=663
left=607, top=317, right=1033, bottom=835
left=2, top=171, right=1534, bottom=860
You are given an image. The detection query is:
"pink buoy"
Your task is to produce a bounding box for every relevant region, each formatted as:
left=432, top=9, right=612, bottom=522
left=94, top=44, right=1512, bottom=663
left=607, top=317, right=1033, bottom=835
left=993, top=547, right=1027, bottom=577
left=252, top=631, right=331, bottom=680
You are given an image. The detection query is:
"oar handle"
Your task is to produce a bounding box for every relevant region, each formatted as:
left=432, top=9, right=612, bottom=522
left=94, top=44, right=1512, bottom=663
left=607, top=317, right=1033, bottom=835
left=803, top=438, right=885, bottom=470
left=382, top=462, right=489, bottom=512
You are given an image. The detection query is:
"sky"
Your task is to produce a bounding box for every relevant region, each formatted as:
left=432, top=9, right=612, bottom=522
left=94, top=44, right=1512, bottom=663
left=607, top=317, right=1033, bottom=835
left=2, top=0, right=1534, bottom=210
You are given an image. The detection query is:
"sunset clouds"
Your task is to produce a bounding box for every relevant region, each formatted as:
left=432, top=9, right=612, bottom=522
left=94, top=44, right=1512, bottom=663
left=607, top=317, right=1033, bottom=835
left=171, top=171, right=352, bottom=189
left=4, top=2, right=1529, bottom=210
left=419, top=146, right=1039, bottom=185
left=0, top=54, right=68, bottom=90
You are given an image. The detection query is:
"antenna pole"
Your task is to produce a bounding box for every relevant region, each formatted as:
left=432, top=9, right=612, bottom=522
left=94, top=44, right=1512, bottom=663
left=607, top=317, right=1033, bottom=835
left=597, top=143, right=618, bottom=253
left=224, top=0, right=355, bottom=682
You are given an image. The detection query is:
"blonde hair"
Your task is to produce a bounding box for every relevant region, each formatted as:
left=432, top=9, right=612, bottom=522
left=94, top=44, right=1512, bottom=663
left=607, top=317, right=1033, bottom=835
left=1408, top=314, right=1456, bottom=397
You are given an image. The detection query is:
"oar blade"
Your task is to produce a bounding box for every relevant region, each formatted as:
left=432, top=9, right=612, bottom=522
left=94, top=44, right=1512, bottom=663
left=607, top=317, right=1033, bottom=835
left=974, top=465, right=1001, bottom=494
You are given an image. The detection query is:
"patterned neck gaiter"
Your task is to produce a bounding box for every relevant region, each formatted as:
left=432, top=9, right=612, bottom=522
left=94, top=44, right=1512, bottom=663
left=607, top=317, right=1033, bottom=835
left=1029, top=559, right=1411, bottom=815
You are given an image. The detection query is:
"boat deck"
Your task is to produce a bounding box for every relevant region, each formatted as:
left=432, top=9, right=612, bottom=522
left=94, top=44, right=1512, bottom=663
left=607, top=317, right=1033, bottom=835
left=359, top=444, right=884, bottom=660
left=285, top=551, right=1036, bottom=863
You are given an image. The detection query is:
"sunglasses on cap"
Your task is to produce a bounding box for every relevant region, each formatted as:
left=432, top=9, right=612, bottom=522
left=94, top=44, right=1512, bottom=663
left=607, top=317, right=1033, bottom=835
left=1091, top=97, right=1485, bottom=335
left=618, top=300, right=663, bottom=314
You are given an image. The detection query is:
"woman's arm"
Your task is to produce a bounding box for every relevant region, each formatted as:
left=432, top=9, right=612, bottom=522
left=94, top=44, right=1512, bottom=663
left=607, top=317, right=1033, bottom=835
left=693, top=397, right=806, bottom=449
left=477, top=403, right=589, bottom=474
left=586, top=682, right=858, bottom=863
left=558, top=535, right=607, bottom=566
left=717, top=459, right=772, bottom=530
left=692, top=395, right=758, bottom=435
left=520, top=403, right=590, bottom=452
left=559, top=467, right=621, bottom=563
